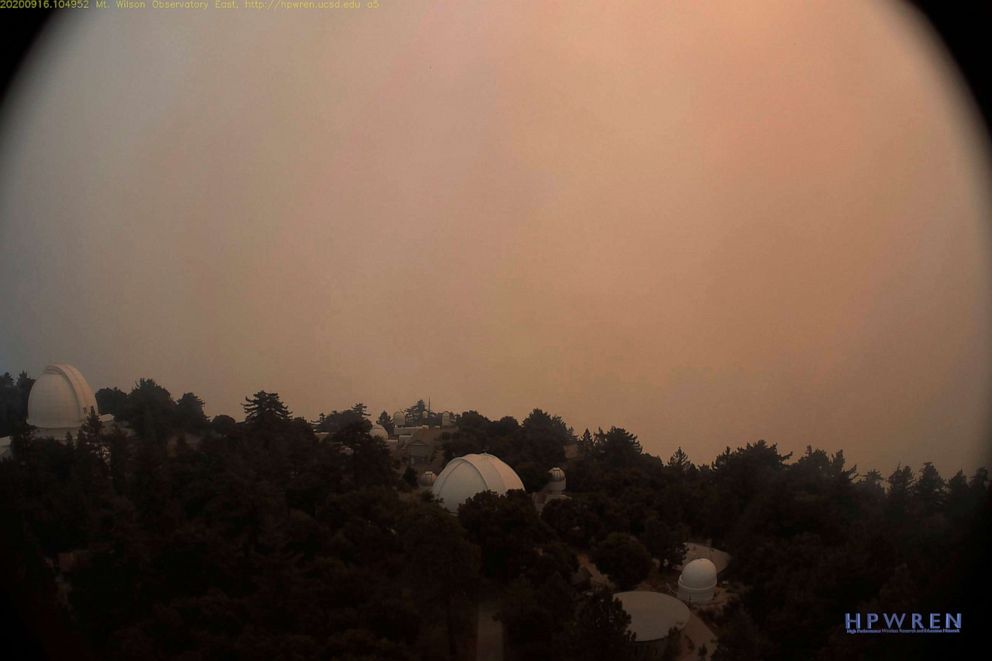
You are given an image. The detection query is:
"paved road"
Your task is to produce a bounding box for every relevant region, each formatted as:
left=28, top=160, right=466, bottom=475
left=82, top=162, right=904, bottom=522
left=476, top=600, right=503, bottom=661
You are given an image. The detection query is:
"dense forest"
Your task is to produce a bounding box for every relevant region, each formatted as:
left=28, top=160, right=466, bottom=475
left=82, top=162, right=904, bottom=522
left=0, top=372, right=989, bottom=660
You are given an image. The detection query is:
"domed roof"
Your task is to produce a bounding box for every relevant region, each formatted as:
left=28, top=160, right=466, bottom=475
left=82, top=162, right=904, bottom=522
left=418, top=471, right=437, bottom=487
left=549, top=466, right=566, bottom=482
left=369, top=423, right=389, bottom=440
left=615, top=591, right=690, bottom=642
left=27, top=364, right=98, bottom=433
left=431, top=453, right=525, bottom=513
left=679, top=558, right=718, bottom=590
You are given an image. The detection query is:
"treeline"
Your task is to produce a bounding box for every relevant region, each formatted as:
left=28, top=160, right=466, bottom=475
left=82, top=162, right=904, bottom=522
left=440, top=411, right=990, bottom=658
left=1, top=373, right=989, bottom=660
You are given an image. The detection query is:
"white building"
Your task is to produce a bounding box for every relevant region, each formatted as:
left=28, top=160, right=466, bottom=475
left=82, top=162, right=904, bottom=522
left=678, top=558, right=718, bottom=604
left=431, top=452, right=524, bottom=513
left=418, top=470, right=437, bottom=489
left=533, top=466, right=569, bottom=513
left=1, top=364, right=113, bottom=460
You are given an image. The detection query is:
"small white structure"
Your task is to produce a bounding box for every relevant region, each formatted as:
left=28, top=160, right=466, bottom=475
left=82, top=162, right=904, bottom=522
left=615, top=591, right=690, bottom=655
left=441, top=411, right=452, bottom=427
left=678, top=558, right=718, bottom=604
left=418, top=471, right=437, bottom=488
left=533, top=466, right=568, bottom=513
left=369, top=423, right=389, bottom=441
left=431, top=453, right=524, bottom=513
left=392, top=409, right=406, bottom=429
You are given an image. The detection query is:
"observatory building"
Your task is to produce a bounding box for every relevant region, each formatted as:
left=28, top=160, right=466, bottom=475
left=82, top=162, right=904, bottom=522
left=390, top=407, right=458, bottom=468
left=0, top=364, right=112, bottom=460
left=418, top=470, right=437, bottom=489
left=678, top=558, right=718, bottom=604
left=431, top=452, right=525, bottom=513
left=533, top=466, right=568, bottom=512
left=28, top=364, right=103, bottom=438
left=615, top=590, right=690, bottom=658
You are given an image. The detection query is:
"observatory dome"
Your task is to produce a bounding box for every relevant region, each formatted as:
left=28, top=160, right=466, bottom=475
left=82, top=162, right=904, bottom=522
left=431, top=453, right=524, bottom=513
left=678, top=558, right=718, bottom=603
left=27, top=364, right=98, bottom=436
left=369, top=423, right=389, bottom=440
left=547, top=466, right=566, bottom=493
left=418, top=471, right=437, bottom=487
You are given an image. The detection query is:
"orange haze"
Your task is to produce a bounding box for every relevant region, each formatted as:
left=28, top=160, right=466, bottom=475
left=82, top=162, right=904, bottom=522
left=1, top=1, right=990, bottom=475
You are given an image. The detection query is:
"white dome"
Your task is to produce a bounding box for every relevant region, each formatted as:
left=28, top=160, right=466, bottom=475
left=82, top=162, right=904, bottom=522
left=678, top=558, right=717, bottom=603
left=369, top=423, right=389, bottom=440
left=547, top=466, right=566, bottom=494
left=431, top=453, right=525, bottom=513
left=393, top=410, right=406, bottom=426
left=27, top=364, right=98, bottom=435
left=418, top=471, right=437, bottom=487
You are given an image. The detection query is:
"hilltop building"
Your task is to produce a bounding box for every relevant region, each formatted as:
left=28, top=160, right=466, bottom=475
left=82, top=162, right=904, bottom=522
left=678, top=558, right=718, bottom=604
left=0, top=364, right=113, bottom=460
left=391, top=407, right=458, bottom=469
left=533, top=466, right=568, bottom=512
left=431, top=452, right=525, bottom=513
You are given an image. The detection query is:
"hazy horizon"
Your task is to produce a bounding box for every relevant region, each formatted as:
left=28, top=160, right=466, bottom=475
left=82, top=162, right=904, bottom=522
left=1, top=1, right=990, bottom=476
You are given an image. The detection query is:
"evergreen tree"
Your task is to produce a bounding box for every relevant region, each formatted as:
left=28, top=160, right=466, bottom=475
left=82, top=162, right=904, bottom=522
left=175, top=392, right=208, bottom=432
left=377, top=410, right=394, bottom=435
left=243, top=391, right=292, bottom=431
left=668, top=447, right=692, bottom=473
left=565, top=588, right=636, bottom=661
left=95, top=387, right=128, bottom=418
left=592, top=532, right=652, bottom=590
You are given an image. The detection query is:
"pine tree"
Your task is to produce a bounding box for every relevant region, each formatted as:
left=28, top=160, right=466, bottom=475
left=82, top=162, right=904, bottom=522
left=243, top=391, right=292, bottom=430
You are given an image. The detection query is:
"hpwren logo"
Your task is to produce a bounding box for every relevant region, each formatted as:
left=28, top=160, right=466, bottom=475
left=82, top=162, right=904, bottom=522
left=845, top=612, right=962, bottom=634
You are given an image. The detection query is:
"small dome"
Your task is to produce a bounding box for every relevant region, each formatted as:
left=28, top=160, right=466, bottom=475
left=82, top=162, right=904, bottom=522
left=678, top=558, right=717, bottom=603
left=418, top=471, right=437, bottom=487
left=431, top=453, right=525, bottom=513
left=393, top=410, right=406, bottom=426
left=549, top=466, right=565, bottom=482
left=369, top=423, right=389, bottom=440
left=680, top=558, right=717, bottom=589
left=27, top=364, right=98, bottom=435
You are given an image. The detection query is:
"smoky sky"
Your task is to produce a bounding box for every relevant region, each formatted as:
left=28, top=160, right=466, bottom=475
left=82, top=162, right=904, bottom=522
left=1, top=1, right=990, bottom=476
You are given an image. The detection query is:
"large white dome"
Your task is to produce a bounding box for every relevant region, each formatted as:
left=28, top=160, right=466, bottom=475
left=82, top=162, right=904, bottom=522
left=27, top=364, right=99, bottom=435
left=431, top=453, right=524, bottom=513
left=678, top=558, right=717, bottom=603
